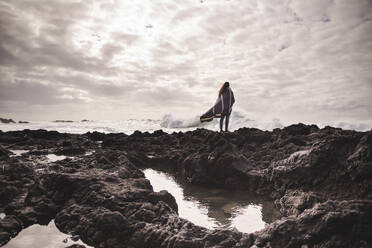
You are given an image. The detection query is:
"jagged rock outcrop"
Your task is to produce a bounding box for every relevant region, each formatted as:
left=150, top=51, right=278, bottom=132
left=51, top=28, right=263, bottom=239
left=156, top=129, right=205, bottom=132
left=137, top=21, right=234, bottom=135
left=103, top=124, right=371, bottom=200
left=0, top=125, right=371, bottom=247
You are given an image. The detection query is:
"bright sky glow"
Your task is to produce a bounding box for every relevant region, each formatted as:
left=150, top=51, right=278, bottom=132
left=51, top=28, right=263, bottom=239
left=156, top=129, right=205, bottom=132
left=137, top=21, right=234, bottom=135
left=0, top=0, right=371, bottom=126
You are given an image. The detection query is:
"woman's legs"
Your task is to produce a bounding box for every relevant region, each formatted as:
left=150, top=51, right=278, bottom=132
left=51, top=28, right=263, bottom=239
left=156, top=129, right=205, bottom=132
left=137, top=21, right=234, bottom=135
left=220, top=112, right=231, bottom=132
left=220, top=115, right=225, bottom=132
left=225, top=112, right=230, bottom=131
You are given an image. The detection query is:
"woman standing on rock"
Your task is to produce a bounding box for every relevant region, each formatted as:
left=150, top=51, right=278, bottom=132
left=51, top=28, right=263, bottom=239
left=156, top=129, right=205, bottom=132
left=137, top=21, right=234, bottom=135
left=200, top=82, right=235, bottom=132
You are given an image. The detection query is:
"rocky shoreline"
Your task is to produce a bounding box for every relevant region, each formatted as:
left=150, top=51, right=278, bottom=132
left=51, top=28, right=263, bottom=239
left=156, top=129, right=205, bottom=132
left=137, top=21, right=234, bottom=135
left=0, top=124, right=371, bottom=247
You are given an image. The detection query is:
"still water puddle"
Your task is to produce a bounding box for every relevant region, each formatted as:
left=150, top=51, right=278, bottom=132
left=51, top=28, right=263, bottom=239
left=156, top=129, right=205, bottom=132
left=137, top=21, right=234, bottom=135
left=144, top=169, right=280, bottom=233
left=85, top=151, right=94, bottom=156
left=2, top=220, right=92, bottom=248
left=46, top=154, right=67, bottom=162
left=9, top=150, right=29, bottom=157
left=45, top=151, right=91, bottom=163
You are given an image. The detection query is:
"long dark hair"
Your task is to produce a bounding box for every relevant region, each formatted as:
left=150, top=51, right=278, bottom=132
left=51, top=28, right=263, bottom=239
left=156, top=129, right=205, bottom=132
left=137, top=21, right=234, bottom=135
left=218, top=82, right=230, bottom=98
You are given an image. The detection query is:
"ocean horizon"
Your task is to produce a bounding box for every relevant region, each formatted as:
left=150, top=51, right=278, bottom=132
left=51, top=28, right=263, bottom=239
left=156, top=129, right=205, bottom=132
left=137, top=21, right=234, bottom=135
left=1, top=112, right=371, bottom=134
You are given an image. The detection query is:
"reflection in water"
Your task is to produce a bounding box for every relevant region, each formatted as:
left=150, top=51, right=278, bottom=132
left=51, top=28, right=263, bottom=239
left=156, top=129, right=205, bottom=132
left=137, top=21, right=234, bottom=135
left=0, top=213, right=5, bottom=219
left=3, top=220, right=92, bottom=248
left=9, top=150, right=29, bottom=157
left=46, top=154, right=66, bottom=162
left=144, top=169, right=280, bottom=233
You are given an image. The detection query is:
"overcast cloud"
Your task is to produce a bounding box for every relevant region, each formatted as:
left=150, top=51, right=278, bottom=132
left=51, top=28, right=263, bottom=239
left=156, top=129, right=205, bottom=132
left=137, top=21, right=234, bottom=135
left=0, top=0, right=371, bottom=125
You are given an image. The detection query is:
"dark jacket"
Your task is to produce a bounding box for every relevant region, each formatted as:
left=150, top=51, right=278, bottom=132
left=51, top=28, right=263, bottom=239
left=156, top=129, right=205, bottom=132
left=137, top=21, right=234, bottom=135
left=200, top=87, right=235, bottom=122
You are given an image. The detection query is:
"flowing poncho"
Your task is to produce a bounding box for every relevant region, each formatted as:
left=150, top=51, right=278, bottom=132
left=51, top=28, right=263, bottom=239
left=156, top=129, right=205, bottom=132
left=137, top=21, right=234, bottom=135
left=200, top=87, right=235, bottom=122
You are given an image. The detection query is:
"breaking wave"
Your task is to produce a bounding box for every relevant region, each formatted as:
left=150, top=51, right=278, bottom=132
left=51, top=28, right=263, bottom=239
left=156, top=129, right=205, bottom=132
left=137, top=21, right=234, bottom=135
left=160, top=111, right=285, bottom=131
left=159, top=110, right=372, bottom=132
left=160, top=114, right=205, bottom=128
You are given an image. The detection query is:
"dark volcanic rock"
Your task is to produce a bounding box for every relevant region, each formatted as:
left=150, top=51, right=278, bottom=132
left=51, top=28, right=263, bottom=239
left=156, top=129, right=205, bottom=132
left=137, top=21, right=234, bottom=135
left=275, top=190, right=325, bottom=216
left=102, top=125, right=371, bottom=201
left=0, top=145, right=10, bottom=158
left=253, top=200, right=372, bottom=248
left=0, top=126, right=371, bottom=247
left=28, top=129, right=66, bottom=140
left=0, top=215, right=22, bottom=246
left=0, top=160, right=35, bottom=209
left=66, top=245, right=86, bottom=248
left=0, top=215, right=22, bottom=234
left=56, top=145, right=86, bottom=156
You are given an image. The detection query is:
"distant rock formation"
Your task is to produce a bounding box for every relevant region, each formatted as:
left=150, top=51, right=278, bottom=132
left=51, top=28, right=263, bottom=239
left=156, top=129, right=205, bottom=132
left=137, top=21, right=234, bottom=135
left=53, top=120, right=74, bottom=123
left=0, top=118, right=15, bottom=124
left=18, top=121, right=29, bottom=124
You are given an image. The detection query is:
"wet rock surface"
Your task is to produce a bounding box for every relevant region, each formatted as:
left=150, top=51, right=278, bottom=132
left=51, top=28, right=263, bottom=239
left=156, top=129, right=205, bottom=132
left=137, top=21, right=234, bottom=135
left=0, top=125, right=371, bottom=247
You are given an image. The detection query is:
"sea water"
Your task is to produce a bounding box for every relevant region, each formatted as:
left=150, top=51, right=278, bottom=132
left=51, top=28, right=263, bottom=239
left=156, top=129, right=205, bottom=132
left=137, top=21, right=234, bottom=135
left=2, top=220, right=92, bottom=248
left=46, top=154, right=67, bottom=162
left=144, top=169, right=280, bottom=233
left=9, top=150, right=29, bottom=157
left=1, top=114, right=370, bottom=134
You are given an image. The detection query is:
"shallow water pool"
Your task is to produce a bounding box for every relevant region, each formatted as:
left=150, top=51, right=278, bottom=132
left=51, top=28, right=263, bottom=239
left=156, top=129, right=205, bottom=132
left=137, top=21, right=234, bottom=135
left=143, top=169, right=280, bottom=233
left=9, top=150, right=28, bottom=157
left=2, top=220, right=92, bottom=248
left=46, top=154, right=67, bottom=162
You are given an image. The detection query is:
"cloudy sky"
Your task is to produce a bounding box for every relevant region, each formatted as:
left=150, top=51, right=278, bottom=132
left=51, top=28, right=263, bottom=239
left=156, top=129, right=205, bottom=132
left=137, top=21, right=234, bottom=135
left=0, top=0, right=371, bottom=125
